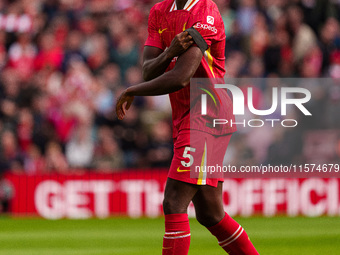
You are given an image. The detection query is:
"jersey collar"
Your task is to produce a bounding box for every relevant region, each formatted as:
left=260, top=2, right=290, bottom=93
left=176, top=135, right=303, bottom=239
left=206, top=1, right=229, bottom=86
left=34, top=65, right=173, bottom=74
left=170, top=0, right=200, bottom=12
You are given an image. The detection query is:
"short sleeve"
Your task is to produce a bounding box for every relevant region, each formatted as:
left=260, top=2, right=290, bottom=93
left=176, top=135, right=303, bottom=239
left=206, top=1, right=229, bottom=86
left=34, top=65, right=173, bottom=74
left=190, top=7, right=225, bottom=48
left=145, top=6, right=165, bottom=50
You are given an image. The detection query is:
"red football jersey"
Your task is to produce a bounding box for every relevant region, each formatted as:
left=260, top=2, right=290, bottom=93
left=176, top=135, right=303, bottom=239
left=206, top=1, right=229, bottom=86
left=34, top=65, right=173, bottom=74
left=145, top=0, right=236, bottom=137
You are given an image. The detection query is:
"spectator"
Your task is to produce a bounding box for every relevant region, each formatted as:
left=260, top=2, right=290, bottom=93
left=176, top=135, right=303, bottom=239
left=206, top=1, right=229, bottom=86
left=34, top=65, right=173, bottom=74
left=146, top=121, right=173, bottom=168
left=65, top=125, right=94, bottom=169
left=45, top=141, right=68, bottom=173
left=0, top=170, right=13, bottom=213
left=0, top=130, right=24, bottom=173
left=92, top=126, right=124, bottom=172
left=287, top=5, right=318, bottom=64
left=35, top=32, right=64, bottom=71
left=24, top=144, right=46, bottom=174
left=7, top=33, right=36, bottom=81
left=236, top=0, right=258, bottom=36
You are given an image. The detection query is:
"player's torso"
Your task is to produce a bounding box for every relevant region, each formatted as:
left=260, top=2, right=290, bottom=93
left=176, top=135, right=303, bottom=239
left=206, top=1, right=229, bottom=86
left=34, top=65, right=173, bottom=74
left=158, top=11, right=191, bottom=51
left=157, top=0, right=225, bottom=76
left=154, top=0, right=235, bottom=136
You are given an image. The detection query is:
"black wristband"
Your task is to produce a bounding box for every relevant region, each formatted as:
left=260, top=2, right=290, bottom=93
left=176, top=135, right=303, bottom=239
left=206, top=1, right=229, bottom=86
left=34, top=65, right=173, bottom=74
left=185, top=26, right=208, bottom=53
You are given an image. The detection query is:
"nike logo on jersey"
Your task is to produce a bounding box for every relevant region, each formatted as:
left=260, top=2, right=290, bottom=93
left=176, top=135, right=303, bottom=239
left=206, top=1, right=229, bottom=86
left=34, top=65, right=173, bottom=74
left=158, top=28, right=167, bottom=34
left=177, top=167, right=191, bottom=172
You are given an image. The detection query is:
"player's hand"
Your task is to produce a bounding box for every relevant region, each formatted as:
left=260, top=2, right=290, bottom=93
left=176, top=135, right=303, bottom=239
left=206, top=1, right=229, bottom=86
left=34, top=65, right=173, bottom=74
left=116, top=89, right=134, bottom=120
left=167, top=31, right=193, bottom=59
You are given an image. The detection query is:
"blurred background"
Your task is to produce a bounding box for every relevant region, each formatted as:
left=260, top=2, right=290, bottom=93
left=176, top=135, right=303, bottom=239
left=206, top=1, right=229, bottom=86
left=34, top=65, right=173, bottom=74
left=0, top=2, right=339, bottom=255
left=0, top=0, right=339, bottom=217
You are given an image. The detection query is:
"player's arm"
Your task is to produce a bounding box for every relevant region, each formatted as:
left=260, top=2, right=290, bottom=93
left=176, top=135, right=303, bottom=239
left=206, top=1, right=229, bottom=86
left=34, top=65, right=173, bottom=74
left=116, top=46, right=203, bottom=120
left=142, top=31, right=193, bottom=81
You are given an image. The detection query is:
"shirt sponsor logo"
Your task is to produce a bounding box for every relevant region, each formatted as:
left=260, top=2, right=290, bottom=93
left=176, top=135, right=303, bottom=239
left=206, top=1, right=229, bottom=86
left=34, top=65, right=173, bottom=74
left=207, top=16, right=214, bottom=25
left=194, top=22, right=217, bottom=33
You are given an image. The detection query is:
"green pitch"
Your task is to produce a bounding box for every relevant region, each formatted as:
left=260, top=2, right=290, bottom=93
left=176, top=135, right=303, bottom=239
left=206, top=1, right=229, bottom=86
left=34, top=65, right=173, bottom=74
left=0, top=216, right=340, bottom=255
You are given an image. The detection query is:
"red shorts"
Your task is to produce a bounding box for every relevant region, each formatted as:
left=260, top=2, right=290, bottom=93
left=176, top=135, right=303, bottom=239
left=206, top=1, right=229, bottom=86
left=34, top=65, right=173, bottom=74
left=168, top=130, right=232, bottom=187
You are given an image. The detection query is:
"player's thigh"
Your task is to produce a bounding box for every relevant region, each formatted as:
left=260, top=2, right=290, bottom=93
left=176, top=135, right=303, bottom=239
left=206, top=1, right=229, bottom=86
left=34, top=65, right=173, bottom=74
left=163, top=177, right=198, bottom=215
left=168, top=130, right=208, bottom=185
left=192, top=181, right=225, bottom=227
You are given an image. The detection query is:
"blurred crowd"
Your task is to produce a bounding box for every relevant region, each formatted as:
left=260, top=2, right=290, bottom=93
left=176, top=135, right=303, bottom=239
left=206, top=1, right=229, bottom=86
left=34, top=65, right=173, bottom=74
left=0, top=0, right=340, bottom=176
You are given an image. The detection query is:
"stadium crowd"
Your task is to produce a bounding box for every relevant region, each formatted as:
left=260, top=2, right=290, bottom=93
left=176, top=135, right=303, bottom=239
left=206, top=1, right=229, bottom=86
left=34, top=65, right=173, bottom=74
left=0, top=0, right=340, bottom=176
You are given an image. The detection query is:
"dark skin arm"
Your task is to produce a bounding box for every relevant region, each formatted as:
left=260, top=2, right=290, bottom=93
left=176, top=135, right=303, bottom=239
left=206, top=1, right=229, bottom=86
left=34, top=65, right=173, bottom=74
left=116, top=46, right=203, bottom=120
left=142, top=31, right=193, bottom=81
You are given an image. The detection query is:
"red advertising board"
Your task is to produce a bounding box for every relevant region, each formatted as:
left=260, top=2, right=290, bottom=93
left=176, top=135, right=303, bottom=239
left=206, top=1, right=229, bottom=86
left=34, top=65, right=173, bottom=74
left=4, top=171, right=340, bottom=219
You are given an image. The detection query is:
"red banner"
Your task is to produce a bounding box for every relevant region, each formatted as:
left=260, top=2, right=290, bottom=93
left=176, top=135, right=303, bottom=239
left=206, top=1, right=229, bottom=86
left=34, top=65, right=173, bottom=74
left=4, top=171, right=340, bottom=219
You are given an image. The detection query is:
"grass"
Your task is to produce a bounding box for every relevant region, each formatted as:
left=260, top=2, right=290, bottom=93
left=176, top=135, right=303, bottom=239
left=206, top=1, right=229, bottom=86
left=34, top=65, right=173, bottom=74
left=0, top=216, right=340, bottom=255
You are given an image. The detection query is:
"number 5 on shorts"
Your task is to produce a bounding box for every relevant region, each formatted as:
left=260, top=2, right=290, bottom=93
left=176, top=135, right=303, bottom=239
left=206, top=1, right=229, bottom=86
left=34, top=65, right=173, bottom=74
left=181, top=147, right=196, bottom=167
